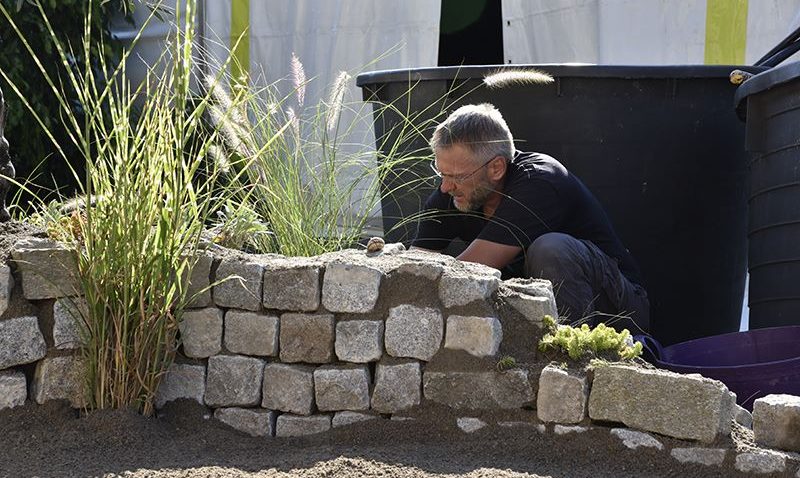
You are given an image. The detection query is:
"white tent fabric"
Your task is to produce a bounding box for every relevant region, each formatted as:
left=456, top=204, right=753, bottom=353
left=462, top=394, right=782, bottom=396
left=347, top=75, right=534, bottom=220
left=502, top=0, right=800, bottom=65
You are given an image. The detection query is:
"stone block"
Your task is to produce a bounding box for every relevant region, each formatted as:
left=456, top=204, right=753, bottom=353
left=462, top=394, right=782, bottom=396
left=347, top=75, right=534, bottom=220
left=537, top=365, right=588, bottom=424
left=332, top=411, right=377, bottom=428
left=314, top=365, right=370, bottom=412
left=275, top=414, right=331, bottom=437
left=262, top=257, right=321, bottom=312
left=735, top=452, right=786, bottom=474
left=0, top=370, right=26, bottom=409
left=155, top=363, right=206, bottom=409
left=371, top=361, right=421, bottom=414
left=610, top=428, right=664, bottom=450
left=53, top=297, right=87, bottom=350
left=385, top=305, right=442, bottom=361
left=179, top=308, right=222, bottom=358
left=588, top=364, right=734, bottom=443
left=423, top=370, right=534, bottom=409
left=321, top=262, right=382, bottom=313
left=262, top=363, right=315, bottom=415
left=335, top=320, right=384, bottom=363
left=753, top=394, right=800, bottom=452
left=444, top=315, right=502, bottom=357
left=396, top=261, right=444, bottom=281
left=279, top=313, right=334, bottom=363
left=185, top=252, right=213, bottom=308
left=10, top=238, right=80, bottom=299
left=32, top=355, right=88, bottom=408
left=214, top=259, right=264, bottom=311
left=735, top=403, right=753, bottom=429
left=0, top=264, right=13, bottom=317
left=205, top=355, right=264, bottom=407
left=224, top=310, right=279, bottom=356
left=457, top=417, right=487, bottom=433
left=0, top=316, right=46, bottom=370
left=439, top=271, right=499, bottom=308
left=670, top=448, right=727, bottom=467
left=214, top=408, right=276, bottom=437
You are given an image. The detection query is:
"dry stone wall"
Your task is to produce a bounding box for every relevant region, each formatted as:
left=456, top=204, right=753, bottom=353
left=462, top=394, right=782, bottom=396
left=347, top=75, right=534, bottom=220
left=2, top=237, right=800, bottom=475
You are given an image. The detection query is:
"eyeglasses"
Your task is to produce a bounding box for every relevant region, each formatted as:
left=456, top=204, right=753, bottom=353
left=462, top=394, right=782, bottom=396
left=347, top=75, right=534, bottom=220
left=430, top=157, right=496, bottom=184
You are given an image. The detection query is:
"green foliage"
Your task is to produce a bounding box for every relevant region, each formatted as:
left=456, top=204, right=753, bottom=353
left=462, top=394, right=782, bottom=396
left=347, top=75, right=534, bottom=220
left=538, top=318, right=643, bottom=362
left=0, top=0, right=134, bottom=206
left=496, top=355, right=516, bottom=371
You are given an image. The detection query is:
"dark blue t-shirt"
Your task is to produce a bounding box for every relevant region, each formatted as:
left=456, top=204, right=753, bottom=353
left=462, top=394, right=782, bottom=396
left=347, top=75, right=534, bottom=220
left=412, top=151, right=643, bottom=285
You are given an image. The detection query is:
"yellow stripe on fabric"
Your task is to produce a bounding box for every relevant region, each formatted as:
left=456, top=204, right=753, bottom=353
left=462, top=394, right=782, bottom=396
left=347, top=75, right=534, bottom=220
left=704, top=0, right=748, bottom=65
left=231, top=0, right=250, bottom=80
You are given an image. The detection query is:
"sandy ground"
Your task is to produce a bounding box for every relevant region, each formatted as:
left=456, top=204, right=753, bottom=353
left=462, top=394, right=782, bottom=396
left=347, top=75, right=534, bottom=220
left=0, top=400, right=792, bottom=478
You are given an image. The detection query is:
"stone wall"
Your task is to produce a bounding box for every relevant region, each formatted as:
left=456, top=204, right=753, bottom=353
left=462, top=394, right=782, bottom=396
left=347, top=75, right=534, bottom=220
left=2, top=237, right=800, bottom=475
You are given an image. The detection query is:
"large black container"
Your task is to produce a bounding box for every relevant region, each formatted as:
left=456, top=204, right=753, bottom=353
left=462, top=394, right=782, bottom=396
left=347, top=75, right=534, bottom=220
left=357, top=65, right=763, bottom=346
left=735, top=62, right=800, bottom=329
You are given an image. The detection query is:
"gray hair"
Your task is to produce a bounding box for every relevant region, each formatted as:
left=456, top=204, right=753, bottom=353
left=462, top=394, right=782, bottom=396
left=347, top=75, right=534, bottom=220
left=430, top=103, right=515, bottom=164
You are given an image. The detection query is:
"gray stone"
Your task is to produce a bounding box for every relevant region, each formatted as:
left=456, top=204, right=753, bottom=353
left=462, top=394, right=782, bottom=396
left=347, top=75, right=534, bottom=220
left=505, top=294, right=558, bottom=325
left=332, top=411, right=378, bottom=428
left=185, top=252, right=213, bottom=308
left=498, top=422, right=546, bottom=433
left=155, top=363, right=206, bottom=409
left=0, top=316, right=46, bottom=369
left=32, top=355, right=88, bottom=408
left=224, top=310, right=279, bottom=356
left=53, top=297, right=87, bottom=350
left=179, top=308, right=222, bottom=358
left=610, top=428, right=664, bottom=450
left=396, top=261, right=444, bottom=281
left=588, top=364, right=734, bottom=443
left=735, top=403, right=753, bottom=429
left=262, top=363, right=315, bottom=415
left=457, top=417, right=487, bottom=433
left=537, top=365, right=588, bottom=424
left=321, top=262, right=382, bottom=313
left=335, top=320, right=384, bottom=363
left=439, top=271, right=500, bottom=308
left=753, top=394, right=800, bottom=452
left=205, top=355, right=264, bottom=407
left=554, top=425, right=588, bottom=435
left=214, top=408, right=276, bottom=437
left=444, top=315, right=502, bottom=357
left=670, top=448, right=727, bottom=467
left=0, top=264, right=13, bottom=317
left=214, top=259, right=264, bottom=311
left=275, top=414, right=331, bottom=437
left=314, top=365, right=370, bottom=412
left=371, top=361, right=421, bottom=414
left=385, top=305, right=442, bottom=361
left=423, top=370, right=534, bottom=409
left=279, top=313, right=334, bottom=363
left=262, top=257, right=321, bottom=312
left=735, top=452, right=786, bottom=474
left=10, top=238, right=80, bottom=299
left=0, top=370, right=26, bottom=409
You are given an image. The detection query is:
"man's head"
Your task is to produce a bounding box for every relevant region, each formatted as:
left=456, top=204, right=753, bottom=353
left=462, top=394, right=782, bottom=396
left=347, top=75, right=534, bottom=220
left=430, top=104, right=514, bottom=212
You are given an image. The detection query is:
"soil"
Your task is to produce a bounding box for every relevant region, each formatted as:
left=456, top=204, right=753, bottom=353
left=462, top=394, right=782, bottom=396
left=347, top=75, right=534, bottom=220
left=0, top=400, right=793, bottom=478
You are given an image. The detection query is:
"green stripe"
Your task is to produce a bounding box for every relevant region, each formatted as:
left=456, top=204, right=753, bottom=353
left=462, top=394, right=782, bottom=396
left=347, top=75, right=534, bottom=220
left=231, top=0, right=250, bottom=80
left=704, top=0, right=748, bottom=65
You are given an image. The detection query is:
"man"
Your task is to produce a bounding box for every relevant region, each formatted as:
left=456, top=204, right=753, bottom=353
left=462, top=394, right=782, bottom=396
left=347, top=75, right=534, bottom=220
left=412, top=103, right=649, bottom=333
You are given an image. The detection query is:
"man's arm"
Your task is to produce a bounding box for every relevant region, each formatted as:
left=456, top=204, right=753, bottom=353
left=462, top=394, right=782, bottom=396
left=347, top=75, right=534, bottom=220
left=457, top=239, right=521, bottom=270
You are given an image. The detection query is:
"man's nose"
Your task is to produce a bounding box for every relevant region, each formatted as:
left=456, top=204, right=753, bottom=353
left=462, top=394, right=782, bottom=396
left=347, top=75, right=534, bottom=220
left=440, top=177, right=455, bottom=194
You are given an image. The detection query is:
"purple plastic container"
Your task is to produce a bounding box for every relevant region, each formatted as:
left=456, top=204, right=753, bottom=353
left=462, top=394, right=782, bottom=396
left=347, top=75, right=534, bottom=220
left=638, top=326, right=800, bottom=410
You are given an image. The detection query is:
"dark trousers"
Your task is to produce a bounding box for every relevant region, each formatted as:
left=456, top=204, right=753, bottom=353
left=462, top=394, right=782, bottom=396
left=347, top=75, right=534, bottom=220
left=524, top=232, right=650, bottom=334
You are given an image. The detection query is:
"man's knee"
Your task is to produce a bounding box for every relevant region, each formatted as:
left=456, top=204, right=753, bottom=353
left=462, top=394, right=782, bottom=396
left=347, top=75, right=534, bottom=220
left=526, top=232, right=581, bottom=271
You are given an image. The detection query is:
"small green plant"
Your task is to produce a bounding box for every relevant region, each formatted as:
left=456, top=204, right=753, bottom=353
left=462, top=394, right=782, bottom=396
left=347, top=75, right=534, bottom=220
left=496, top=355, right=516, bottom=371
left=538, top=315, right=643, bottom=361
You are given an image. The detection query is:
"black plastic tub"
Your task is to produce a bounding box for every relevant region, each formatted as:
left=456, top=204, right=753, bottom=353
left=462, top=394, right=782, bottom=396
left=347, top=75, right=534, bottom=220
left=358, top=64, right=765, bottom=346
left=735, top=61, right=800, bottom=329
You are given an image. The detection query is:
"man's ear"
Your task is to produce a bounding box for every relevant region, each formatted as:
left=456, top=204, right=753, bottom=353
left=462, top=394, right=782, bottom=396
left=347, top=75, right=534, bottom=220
left=487, top=156, right=507, bottom=181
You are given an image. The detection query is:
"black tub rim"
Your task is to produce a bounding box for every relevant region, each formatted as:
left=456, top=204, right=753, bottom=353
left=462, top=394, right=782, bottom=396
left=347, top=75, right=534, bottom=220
left=356, top=64, right=767, bottom=87
left=734, top=60, right=800, bottom=107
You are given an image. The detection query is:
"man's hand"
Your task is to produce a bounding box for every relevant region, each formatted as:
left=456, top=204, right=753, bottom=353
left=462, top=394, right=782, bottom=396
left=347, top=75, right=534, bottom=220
left=457, top=239, right=521, bottom=270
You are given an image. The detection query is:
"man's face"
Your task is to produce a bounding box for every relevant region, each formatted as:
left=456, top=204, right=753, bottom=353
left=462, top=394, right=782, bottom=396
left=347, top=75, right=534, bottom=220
left=433, top=144, right=494, bottom=212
